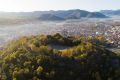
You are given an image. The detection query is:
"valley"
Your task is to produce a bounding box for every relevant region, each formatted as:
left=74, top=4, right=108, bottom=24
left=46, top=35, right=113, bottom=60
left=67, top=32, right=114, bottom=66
left=0, top=18, right=119, bottom=49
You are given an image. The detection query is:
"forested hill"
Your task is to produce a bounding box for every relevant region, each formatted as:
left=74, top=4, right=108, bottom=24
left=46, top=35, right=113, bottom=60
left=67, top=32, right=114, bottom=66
left=0, top=33, right=120, bottom=80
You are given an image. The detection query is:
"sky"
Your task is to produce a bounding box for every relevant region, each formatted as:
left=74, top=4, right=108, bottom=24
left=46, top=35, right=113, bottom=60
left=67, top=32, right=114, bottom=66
left=0, top=0, right=119, bottom=12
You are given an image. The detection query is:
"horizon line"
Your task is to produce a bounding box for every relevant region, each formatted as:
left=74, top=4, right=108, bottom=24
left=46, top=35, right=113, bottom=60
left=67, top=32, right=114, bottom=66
left=0, top=9, right=119, bottom=13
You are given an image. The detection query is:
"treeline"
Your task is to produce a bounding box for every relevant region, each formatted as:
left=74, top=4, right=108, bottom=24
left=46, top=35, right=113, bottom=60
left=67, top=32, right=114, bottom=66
left=0, top=33, right=120, bottom=80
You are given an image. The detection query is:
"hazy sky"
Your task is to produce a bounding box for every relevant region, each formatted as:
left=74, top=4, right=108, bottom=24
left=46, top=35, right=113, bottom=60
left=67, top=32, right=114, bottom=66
left=0, top=0, right=119, bottom=12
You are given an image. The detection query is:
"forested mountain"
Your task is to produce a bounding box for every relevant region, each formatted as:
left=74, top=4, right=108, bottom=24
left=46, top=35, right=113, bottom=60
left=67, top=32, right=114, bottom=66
left=0, top=34, right=120, bottom=80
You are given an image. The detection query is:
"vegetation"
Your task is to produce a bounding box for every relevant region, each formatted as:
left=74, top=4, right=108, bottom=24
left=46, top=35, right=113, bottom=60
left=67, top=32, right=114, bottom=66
left=0, top=33, right=120, bottom=80
left=112, top=49, right=120, bottom=55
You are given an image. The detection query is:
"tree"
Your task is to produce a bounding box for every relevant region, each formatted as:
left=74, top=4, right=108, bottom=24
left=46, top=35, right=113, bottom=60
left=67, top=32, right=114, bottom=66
left=36, top=66, right=43, bottom=75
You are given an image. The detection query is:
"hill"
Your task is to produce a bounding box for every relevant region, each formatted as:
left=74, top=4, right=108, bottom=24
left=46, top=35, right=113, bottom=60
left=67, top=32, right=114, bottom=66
left=0, top=33, right=120, bottom=80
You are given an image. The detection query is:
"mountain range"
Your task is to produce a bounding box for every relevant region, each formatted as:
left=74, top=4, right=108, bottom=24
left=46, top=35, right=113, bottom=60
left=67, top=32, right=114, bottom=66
left=39, top=9, right=107, bottom=20
left=0, top=9, right=120, bottom=21
left=0, top=9, right=107, bottom=21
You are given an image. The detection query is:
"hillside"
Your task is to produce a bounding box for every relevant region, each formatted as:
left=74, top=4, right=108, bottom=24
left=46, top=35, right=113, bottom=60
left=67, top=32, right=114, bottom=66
left=0, top=33, right=120, bottom=80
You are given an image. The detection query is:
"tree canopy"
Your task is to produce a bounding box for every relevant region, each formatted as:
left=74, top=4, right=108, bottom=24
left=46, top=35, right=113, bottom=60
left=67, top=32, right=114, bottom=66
left=0, top=33, right=120, bottom=80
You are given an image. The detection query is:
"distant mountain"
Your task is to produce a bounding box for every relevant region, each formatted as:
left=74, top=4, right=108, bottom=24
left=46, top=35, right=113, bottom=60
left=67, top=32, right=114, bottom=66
left=50, top=9, right=107, bottom=19
left=39, top=14, right=65, bottom=21
left=86, top=12, right=108, bottom=18
left=100, top=10, right=120, bottom=16
left=0, top=9, right=107, bottom=21
left=38, top=9, right=107, bottom=20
